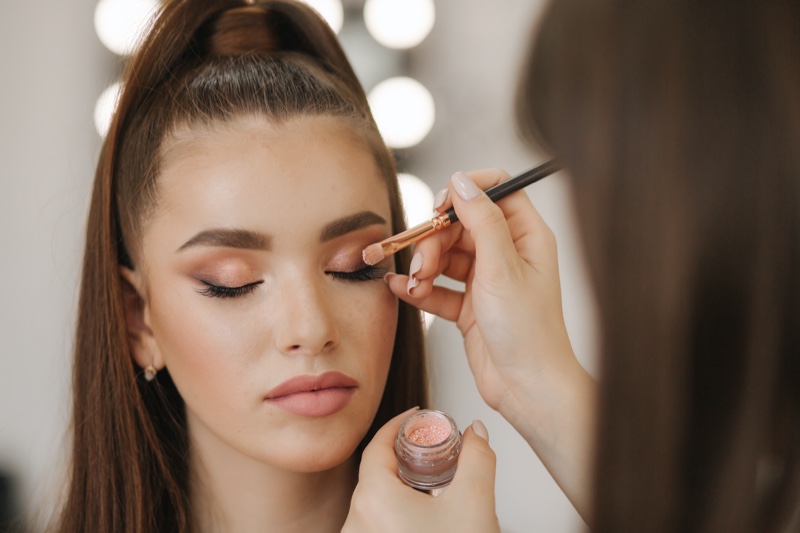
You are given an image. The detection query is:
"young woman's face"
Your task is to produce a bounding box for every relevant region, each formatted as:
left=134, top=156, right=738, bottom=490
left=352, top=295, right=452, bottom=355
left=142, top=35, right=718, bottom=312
left=131, top=115, right=397, bottom=472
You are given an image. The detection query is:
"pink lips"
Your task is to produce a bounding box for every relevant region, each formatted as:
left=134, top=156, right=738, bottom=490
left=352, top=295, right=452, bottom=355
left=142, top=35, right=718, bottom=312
left=264, top=371, right=358, bottom=417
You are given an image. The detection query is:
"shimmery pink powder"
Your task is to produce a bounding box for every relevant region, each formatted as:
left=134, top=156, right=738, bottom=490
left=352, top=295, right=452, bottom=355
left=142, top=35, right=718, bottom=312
left=408, top=422, right=450, bottom=446
left=396, top=410, right=462, bottom=491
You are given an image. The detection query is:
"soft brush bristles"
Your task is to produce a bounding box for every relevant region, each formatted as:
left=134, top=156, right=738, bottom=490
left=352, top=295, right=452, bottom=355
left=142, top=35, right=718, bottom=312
left=362, top=242, right=387, bottom=266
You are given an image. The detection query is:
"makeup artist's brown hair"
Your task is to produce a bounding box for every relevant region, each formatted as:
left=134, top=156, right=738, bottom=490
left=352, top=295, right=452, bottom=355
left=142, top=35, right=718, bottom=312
left=517, top=0, right=800, bottom=531
left=57, top=1, right=427, bottom=531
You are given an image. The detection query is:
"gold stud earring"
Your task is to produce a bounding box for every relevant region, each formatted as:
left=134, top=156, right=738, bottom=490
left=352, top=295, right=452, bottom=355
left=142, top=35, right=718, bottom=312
left=144, top=365, right=157, bottom=382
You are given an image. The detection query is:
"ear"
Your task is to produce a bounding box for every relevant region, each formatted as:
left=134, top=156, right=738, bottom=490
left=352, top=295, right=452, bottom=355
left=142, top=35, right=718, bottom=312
left=119, top=266, right=165, bottom=372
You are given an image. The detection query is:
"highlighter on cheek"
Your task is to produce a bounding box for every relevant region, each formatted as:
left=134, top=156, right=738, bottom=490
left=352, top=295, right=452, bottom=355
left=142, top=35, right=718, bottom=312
left=395, top=409, right=462, bottom=496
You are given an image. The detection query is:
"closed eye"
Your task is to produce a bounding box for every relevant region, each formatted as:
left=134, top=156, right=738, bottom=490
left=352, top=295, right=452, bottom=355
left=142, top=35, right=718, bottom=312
left=197, top=280, right=263, bottom=298
left=327, top=265, right=388, bottom=282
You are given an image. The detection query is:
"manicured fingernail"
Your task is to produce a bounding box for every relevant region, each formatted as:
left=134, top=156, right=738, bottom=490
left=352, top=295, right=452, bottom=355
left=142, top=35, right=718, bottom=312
left=408, top=252, right=423, bottom=277
left=472, top=419, right=489, bottom=442
left=407, top=276, right=419, bottom=295
left=432, top=187, right=449, bottom=212
left=452, top=171, right=482, bottom=201
left=407, top=253, right=423, bottom=295
left=383, top=272, right=398, bottom=285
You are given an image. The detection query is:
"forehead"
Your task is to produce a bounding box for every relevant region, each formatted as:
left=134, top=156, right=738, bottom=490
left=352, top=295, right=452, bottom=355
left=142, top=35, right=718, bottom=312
left=152, top=115, right=393, bottom=240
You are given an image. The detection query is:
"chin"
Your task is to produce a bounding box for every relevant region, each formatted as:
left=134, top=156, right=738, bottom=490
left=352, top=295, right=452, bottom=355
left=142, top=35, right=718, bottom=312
left=264, top=433, right=362, bottom=473
left=238, top=415, right=370, bottom=474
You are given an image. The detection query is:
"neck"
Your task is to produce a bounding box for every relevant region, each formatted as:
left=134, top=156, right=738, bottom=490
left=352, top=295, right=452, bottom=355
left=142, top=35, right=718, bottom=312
left=189, top=418, right=358, bottom=533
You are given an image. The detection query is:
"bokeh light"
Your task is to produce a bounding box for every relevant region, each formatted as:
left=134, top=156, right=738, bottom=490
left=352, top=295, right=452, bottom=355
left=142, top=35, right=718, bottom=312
left=398, top=173, right=437, bottom=330
left=363, top=0, right=435, bottom=49
left=94, top=82, right=122, bottom=137
left=398, top=173, right=435, bottom=227
left=94, top=0, right=159, bottom=56
left=368, top=77, right=435, bottom=149
left=300, top=0, right=344, bottom=34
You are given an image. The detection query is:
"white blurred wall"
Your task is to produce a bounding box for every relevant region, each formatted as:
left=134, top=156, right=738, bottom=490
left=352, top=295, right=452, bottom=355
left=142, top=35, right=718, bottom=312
left=0, top=0, right=105, bottom=527
left=0, top=1, right=597, bottom=531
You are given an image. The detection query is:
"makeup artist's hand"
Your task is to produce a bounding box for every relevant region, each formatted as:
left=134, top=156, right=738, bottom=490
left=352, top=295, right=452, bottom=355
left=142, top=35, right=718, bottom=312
left=342, top=408, right=500, bottom=533
left=383, top=169, right=596, bottom=521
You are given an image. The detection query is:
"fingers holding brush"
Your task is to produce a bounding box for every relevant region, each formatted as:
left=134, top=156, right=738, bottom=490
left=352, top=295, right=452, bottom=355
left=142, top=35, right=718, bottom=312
left=409, top=167, right=548, bottom=289
left=401, top=245, right=475, bottom=299
left=384, top=271, right=467, bottom=323
left=388, top=167, right=586, bottom=423
left=376, top=166, right=597, bottom=523
left=442, top=168, right=573, bottom=372
left=392, top=167, right=542, bottom=298
left=384, top=242, right=476, bottom=322
left=447, top=169, right=550, bottom=273
left=389, top=171, right=496, bottom=300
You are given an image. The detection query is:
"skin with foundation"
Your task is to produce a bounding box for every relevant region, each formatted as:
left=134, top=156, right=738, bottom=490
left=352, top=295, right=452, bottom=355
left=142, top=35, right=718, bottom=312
left=121, top=114, right=398, bottom=533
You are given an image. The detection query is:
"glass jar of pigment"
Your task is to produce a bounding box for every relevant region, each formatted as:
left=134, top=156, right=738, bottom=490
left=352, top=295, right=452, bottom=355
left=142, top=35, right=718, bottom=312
left=395, top=409, right=462, bottom=494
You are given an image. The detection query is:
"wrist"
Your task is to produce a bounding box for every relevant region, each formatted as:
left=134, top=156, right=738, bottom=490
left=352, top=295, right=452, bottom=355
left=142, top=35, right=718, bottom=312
left=498, top=348, right=597, bottom=520
left=497, top=336, right=594, bottom=448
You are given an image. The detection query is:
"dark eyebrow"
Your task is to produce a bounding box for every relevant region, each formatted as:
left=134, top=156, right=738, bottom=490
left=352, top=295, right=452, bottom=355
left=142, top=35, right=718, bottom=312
left=177, top=228, right=272, bottom=252
left=319, top=210, right=387, bottom=242
left=176, top=211, right=386, bottom=252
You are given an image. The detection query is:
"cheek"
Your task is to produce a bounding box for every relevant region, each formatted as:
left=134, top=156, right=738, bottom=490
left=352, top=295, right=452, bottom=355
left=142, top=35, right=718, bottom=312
left=373, top=288, right=399, bottom=354
left=148, top=281, right=398, bottom=386
left=146, top=283, right=260, bottom=408
left=345, top=285, right=398, bottom=382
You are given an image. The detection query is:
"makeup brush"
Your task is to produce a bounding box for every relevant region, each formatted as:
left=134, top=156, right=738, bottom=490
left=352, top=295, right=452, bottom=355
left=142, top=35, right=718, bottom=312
left=362, top=159, right=561, bottom=266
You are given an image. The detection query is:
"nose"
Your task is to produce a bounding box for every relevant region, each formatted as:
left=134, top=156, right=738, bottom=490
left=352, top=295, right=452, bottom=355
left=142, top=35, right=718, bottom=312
left=273, top=275, right=340, bottom=357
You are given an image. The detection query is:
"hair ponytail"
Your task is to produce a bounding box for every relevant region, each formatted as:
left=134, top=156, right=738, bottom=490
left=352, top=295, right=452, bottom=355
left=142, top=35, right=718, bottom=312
left=118, top=0, right=367, bottom=139
left=200, top=3, right=367, bottom=102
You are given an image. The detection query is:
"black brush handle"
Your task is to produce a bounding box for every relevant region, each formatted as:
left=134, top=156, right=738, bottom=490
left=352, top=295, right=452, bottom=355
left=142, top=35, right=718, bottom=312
left=444, top=159, right=561, bottom=225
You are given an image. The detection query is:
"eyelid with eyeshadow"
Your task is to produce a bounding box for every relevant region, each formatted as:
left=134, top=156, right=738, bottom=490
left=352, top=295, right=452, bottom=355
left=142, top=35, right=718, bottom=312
left=196, top=279, right=263, bottom=299
left=327, top=264, right=388, bottom=282
left=195, top=264, right=389, bottom=299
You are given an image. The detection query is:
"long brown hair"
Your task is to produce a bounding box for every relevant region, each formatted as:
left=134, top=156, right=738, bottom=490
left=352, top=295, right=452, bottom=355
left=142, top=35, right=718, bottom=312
left=518, top=1, right=800, bottom=531
left=57, top=1, right=427, bottom=531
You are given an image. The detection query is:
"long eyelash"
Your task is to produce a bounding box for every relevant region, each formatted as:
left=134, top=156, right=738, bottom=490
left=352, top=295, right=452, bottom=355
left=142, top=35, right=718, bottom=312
left=328, top=265, right=388, bottom=282
left=197, top=280, right=263, bottom=299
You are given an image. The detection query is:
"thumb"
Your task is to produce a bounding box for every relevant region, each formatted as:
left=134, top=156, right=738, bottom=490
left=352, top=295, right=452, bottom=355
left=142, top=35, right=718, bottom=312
left=449, top=420, right=497, bottom=499
left=450, top=172, right=520, bottom=279
left=359, top=406, right=420, bottom=482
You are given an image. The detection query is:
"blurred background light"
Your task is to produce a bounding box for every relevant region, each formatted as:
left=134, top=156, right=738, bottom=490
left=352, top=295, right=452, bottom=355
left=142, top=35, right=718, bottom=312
left=422, top=309, right=436, bottom=330
left=94, top=0, right=160, bottom=56
left=398, top=172, right=437, bottom=330
left=368, top=77, right=435, bottom=149
left=300, top=0, right=344, bottom=34
left=94, top=82, right=122, bottom=137
left=363, top=0, right=435, bottom=49
left=398, top=172, right=435, bottom=227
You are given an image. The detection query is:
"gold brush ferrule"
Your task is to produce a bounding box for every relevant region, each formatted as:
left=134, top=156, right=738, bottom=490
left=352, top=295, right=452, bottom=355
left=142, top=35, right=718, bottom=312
left=431, top=212, right=451, bottom=231
left=386, top=212, right=451, bottom=256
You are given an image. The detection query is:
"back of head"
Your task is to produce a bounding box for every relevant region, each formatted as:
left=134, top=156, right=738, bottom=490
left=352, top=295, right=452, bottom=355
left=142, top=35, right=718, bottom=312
left=61, top=2, right=426, bottom=531
left=518, top=1, right=800, bottom=531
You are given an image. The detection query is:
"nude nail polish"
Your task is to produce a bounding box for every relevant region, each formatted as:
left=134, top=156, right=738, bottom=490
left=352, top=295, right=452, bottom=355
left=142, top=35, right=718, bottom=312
left=409, top=252, right=423, bottom=277
left=451, top=171, right=482, bottom=201
left=432, top=188, right=449, bottom=212
left=407, top=276, right=420, bottom=295
left=407, top=252, right=423, bottom=295
left=471, top=419, right=489, bottom=442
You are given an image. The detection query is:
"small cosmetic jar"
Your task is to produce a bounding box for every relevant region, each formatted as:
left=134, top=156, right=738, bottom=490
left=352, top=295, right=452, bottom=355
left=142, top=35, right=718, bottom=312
left=395, top=409, right=462, bottom=494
